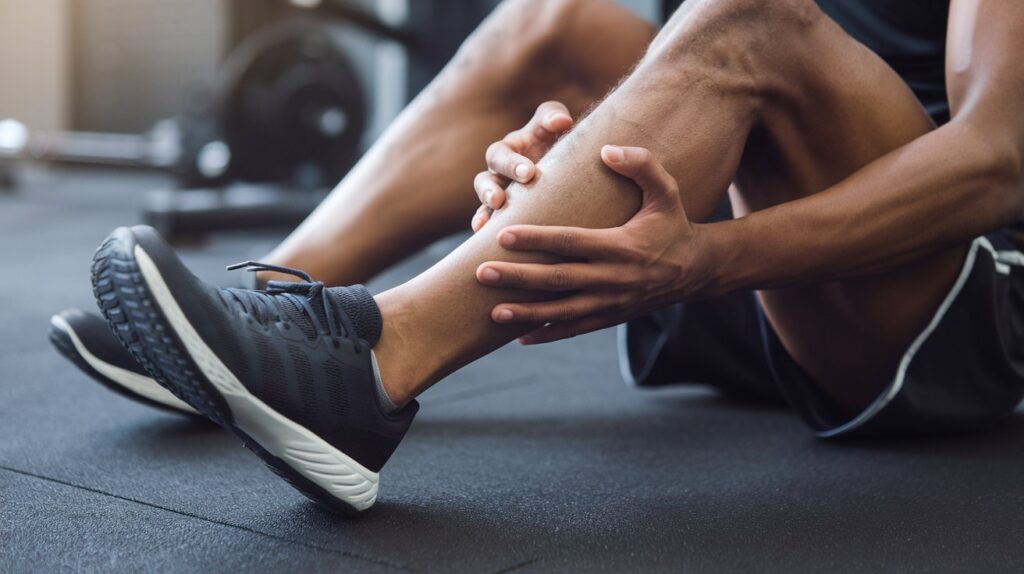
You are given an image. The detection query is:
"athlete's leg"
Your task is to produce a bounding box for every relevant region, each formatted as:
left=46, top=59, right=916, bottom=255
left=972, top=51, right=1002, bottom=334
left=725, top=14, right=963, bottom=410
left=260, top=0, right=654, bottom=286
left=370, top=0, right=966, bottom=409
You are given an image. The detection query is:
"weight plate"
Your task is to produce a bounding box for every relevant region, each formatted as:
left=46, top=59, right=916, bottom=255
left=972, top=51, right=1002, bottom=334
left=217, top=19, right=367, bottom=188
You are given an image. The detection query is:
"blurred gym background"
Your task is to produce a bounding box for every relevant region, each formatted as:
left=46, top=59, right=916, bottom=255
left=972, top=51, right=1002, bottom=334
left=0, top=0, right=658, bottom=238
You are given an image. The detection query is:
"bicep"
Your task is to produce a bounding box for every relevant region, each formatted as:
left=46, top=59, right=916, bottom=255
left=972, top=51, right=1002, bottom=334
left=947, top=0, right=1024, bottom=137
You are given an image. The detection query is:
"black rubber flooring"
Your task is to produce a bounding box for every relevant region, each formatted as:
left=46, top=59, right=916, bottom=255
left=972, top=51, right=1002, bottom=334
left=2, top=168, right=1024, bottom=572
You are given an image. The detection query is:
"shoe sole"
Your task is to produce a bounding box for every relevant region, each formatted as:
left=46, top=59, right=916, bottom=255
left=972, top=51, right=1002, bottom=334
left=49, top=315, right=200, bottom=416
left=92, top=229, right=378, bottom=515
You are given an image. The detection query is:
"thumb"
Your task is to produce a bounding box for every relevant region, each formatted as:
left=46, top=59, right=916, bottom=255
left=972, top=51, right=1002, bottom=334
left=601, top=145, right=682, bottom=212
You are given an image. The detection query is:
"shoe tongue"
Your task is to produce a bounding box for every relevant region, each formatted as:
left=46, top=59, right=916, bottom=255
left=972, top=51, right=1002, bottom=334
left=273, top=284, right=382, bottom=346
left=324, top=285, right=382, bottom=345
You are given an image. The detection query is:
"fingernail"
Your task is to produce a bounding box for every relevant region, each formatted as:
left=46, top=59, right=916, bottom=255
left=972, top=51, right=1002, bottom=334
left=515, top=164, right=530, bottom=180
left=604, top=145, right=624, bottom=164
left=484, top=190, right=494, bottom=206
left=499, top=232, right=516, bottom=247
left=495, top=308, right=514, bottom=322
left=518, top=335, right=534, bottom=345
left=545, top=112, right=569, bottom=125
left=480, top=267, right=500, bottom=282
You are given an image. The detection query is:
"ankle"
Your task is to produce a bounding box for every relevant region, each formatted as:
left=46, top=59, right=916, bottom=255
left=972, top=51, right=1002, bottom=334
left=371, top=291, right=432, bottom=406
left=372, top=339, right=421, bottom=407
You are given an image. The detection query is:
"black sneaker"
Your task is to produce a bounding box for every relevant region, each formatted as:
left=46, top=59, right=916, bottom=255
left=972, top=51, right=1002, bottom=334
left=91, top=225, right=418, bottom=515
left=49, top=309, right=198, bottom=416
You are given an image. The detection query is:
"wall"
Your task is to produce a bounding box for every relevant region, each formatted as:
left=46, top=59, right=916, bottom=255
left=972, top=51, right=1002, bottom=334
left=0, top=0, right=70, bottom=131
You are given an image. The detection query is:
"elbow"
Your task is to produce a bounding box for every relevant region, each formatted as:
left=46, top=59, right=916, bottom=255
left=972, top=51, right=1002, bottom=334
left=961, top=125, right=1024, bottom=226
left=986, top=144, right=1024, bottom=225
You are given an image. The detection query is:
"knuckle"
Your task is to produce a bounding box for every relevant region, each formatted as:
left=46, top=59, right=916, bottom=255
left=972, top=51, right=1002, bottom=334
left=557, top=306, right=576, bottom=323
left=556, top=231, right=577, bottom=252
left=615, top=238, right=644, bottom=261
left=622, top=270, right=645, bottom=290
left=504, top=132, right=527, bottom=152
left=485, top=142, right=503, bottom=166
left=651, top=264, right=675, bottom=284
left=508, top=267, right=527, bottom=287
left=541, top=99, right=568, bottom=115
left=618, top=290, right=637, bottom=306
left=633, top=147, right=653, bottom=164
left=637, top=247, right=660, bottom=267
left=547, top=268, right=572, bottom=289
left=474, top=172, right=489, bottom=193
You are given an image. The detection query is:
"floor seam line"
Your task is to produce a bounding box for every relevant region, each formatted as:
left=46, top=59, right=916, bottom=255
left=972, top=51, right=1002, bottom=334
left=0, top=464, right=414, bottom=572
left=430, top=375, right=540, bottom=408
left=493, top=556, right=543, bottom=574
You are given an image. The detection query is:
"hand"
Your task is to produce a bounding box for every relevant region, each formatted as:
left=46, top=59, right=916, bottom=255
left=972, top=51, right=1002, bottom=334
left=471, top=101, right=574, bottom=232
left=476, top=145, right=716, bottom=344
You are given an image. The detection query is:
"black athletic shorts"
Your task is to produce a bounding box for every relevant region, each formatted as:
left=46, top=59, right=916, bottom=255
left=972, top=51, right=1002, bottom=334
left=620, top=227, right=1024, bottom=438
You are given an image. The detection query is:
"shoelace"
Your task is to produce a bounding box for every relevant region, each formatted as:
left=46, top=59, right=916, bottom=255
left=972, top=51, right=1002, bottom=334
left=223, top=261, right=359, bottom=349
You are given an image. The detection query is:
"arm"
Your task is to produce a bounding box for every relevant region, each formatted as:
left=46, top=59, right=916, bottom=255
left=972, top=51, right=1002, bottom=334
left=477, top=0, right=1024, bottom=344
left=714, top=0, right=1024, bottom=292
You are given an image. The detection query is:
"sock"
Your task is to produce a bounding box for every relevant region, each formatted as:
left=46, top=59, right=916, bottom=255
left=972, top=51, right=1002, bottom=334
left=371, top=350, right=399, bottom=413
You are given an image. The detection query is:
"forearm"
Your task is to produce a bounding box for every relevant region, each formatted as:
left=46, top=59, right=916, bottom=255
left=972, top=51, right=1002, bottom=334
left=711, top=121, right=1023, bottom=293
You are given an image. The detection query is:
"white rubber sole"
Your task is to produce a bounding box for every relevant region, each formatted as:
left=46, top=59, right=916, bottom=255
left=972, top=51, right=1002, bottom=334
left=133, top=244, right=380, bottom=511
left=51, top=314, right=198, bottom=415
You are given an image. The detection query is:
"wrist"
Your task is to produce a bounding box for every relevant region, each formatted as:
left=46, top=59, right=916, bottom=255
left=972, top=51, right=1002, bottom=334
left=693, top=218, right=753, bottom=298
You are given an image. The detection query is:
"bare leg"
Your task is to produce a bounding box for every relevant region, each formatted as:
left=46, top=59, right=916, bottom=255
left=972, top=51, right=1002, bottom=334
left=261, top=0, right=653, bottom=286
left=372, top=0, right=967, bottom=409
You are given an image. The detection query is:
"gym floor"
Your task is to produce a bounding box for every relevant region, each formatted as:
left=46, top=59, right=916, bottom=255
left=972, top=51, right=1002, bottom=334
left=2, top=168, right=1024, bottom=573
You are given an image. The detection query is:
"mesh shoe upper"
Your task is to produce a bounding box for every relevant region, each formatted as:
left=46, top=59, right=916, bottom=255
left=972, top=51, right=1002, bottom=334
left=130, top=227, right=416, bottom=472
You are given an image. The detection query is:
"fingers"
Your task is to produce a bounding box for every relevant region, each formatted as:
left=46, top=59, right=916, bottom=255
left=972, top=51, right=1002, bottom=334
left=496, top=225, right=622, bottom=259
left=486, top=140, right=535, bottom=184
left=474, top=171, right=507, bottom=210
left=485, top=101, right=573, bottom=184
left=471, top=204, right=491, bottom=233
left=527, top=101, right=573, bottom=151
left=600, top=145, right=681, bottom=209
left=490, top=293, right=613, bottom=325
left=476, top=261, right=623, bottom=291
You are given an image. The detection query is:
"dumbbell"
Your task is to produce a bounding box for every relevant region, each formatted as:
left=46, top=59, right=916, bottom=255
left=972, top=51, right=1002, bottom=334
left=1, top=18, right=367, bottom=191
left=0, top=115, right=227, bottom=186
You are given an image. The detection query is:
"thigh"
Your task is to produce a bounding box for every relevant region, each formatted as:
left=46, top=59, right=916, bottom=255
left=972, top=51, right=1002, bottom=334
left=730, top=12, right=970, bottom=410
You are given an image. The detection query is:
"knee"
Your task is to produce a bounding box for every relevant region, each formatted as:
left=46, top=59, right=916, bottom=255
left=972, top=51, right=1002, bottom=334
left=452, top=0, right=634, bottom=102
left=646, top=0, right=825, bottom=94
left=670, top=0, right=822, bottom=40
left=458, top=0, right=585, bottom=66
left=487, top=0, right=588, bottom=49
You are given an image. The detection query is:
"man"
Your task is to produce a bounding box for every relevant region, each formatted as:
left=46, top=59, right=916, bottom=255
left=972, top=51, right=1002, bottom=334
left=52, top=0, right=1024, bottom=515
